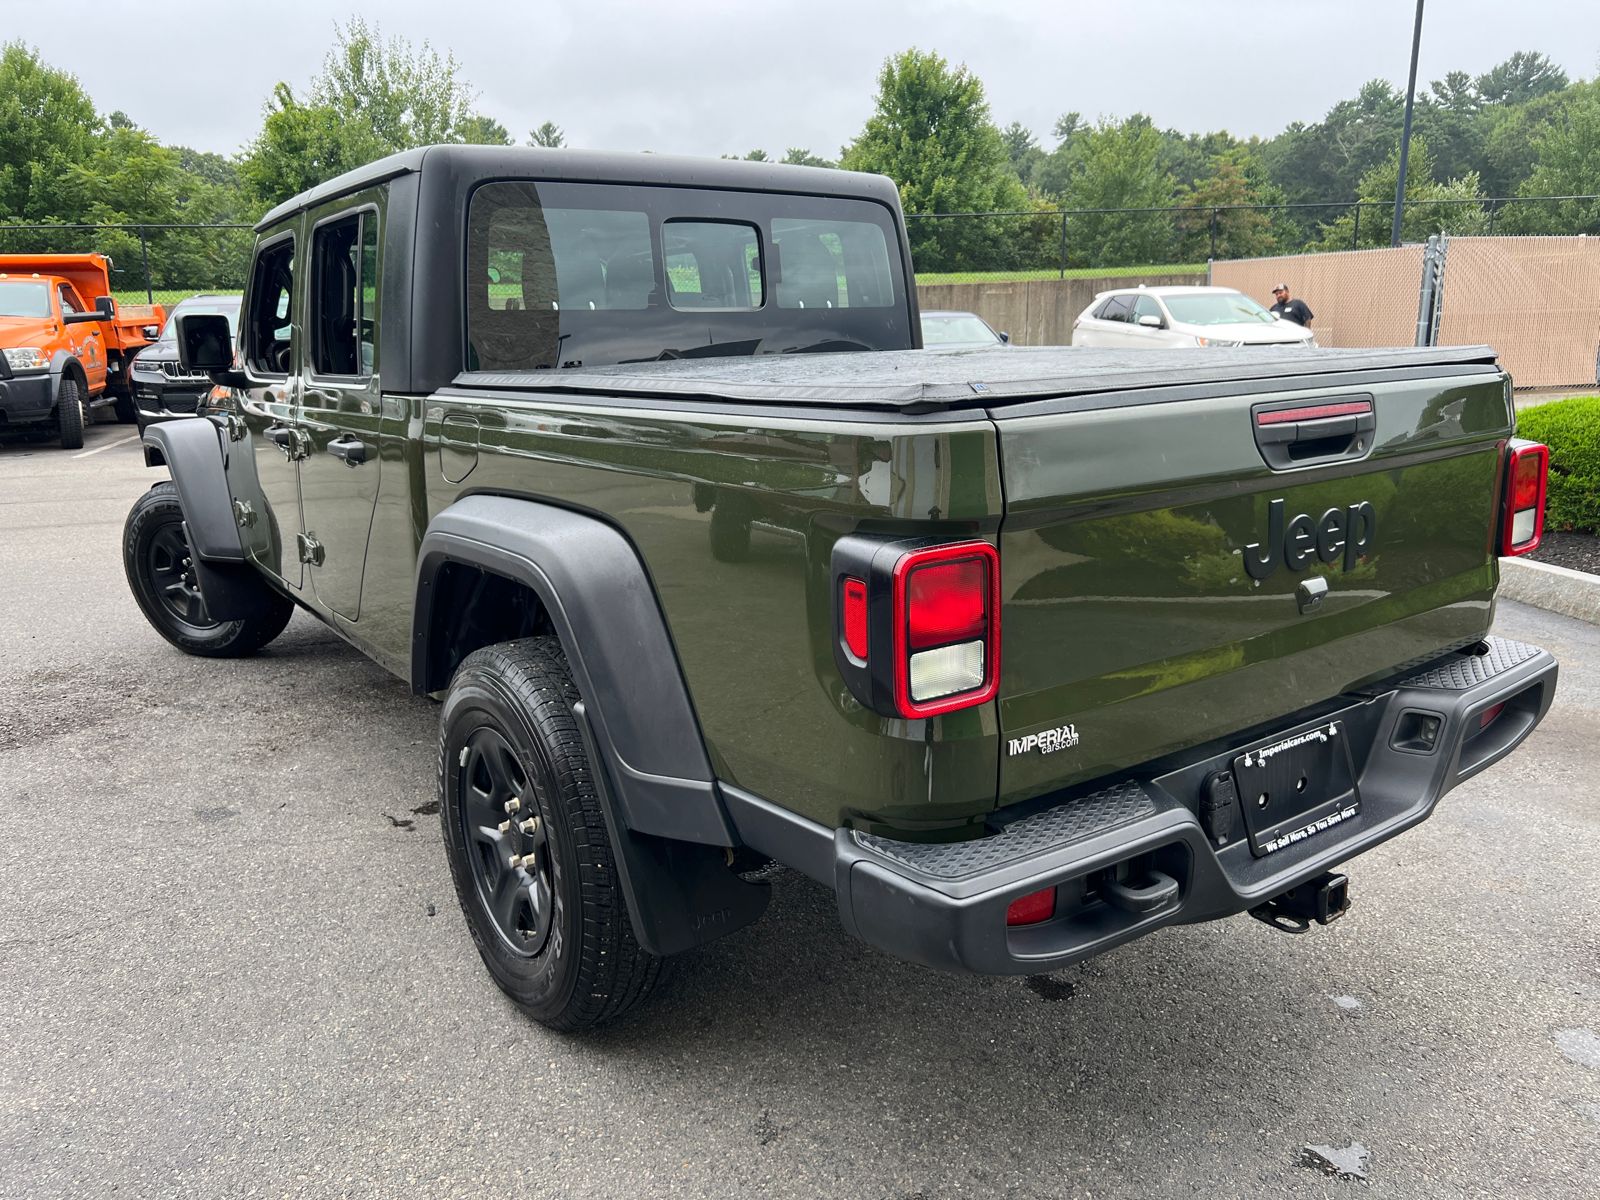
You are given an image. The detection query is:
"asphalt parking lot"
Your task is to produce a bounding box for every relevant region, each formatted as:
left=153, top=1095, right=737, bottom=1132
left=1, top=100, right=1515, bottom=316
left=2, top=422, right=1598, bottom=1200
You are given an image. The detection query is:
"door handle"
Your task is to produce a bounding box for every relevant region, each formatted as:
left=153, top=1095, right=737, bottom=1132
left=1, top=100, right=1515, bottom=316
left=265, top=425, right=311, bottom=461
left=327, top=434, right=369, bottom=466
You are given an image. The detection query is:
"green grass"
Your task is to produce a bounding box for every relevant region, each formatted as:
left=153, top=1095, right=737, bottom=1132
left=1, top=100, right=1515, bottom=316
left=113, top=289, right=242, bottom=310
left=915, top=264, right=1208, bottom=286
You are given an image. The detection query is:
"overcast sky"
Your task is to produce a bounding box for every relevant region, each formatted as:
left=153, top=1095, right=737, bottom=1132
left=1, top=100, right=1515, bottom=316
left=5, top=0, right=1599, bottom=160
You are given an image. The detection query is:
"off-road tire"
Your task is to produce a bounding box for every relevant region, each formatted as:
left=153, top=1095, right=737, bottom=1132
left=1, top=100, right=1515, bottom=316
left=56, top=377, right=84, bottom=450
left=439, top=637, right=664, bottom=1031
left=123, top=481, right=295, bottom=657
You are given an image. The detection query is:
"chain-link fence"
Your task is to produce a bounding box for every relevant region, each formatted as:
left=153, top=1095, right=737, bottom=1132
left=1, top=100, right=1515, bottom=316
left=907, top=195, right=1600, bottom=284
left=0, top=222, right=253, bottom=311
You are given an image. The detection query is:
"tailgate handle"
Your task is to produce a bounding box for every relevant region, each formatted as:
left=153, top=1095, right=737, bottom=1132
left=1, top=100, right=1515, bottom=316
left=1253, top=397, right=1375, bottom=469
left=1099, top=870, right=1179, bottom=914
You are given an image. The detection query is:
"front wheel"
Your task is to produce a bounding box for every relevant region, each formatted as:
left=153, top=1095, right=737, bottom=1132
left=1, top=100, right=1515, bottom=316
left=56, top=377, right=84, bottom=450
left=439, top=637, right=664, bottom=1031
left=122, top=481, right=295, bottom=657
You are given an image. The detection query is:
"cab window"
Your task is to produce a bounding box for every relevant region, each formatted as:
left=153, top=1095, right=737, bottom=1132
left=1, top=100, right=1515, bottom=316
left=246, top=236, right=295, bottom=375
left=57, top=284, right=85, bottom=314
left=311, top=211, right=378, bottom=377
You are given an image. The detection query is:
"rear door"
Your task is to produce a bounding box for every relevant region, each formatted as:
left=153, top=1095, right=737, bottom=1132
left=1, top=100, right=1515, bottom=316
left=296, top=198, right=385, bottom=621
left=993, top=370, right=1513, bottom=807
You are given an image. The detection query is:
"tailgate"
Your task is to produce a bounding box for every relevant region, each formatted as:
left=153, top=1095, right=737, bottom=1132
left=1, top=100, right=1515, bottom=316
left=994, top=369, right=1512, bottom=807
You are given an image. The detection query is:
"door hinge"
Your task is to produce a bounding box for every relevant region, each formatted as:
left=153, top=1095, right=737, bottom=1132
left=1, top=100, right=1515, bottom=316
left=296, top=532, right=325, bottom=567
left=223, top=415, right=247, bottom=442
left=233, top=499, right=256, bottom=529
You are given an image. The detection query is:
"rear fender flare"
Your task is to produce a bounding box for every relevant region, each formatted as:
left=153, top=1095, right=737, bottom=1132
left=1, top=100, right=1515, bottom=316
left=413, top=493, right=736, bottom=849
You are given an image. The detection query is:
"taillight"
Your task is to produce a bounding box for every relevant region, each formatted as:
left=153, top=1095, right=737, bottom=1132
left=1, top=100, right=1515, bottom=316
left=1479, top=701, right=1505, bottom=729
left=1502, top=440, right=1549, bottom=556
left=831, top=537, right=1001, bottom=719
left=1006, top=886, right=1056, bottom=926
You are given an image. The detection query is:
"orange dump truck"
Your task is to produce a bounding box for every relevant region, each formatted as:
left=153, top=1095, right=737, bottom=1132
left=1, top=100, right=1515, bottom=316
left=0, top=254, right=165, bottom=449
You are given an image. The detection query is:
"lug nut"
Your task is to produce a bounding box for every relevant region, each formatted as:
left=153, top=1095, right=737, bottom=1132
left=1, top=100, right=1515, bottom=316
left=510, top=854, right=528, bottom=869
left=498, top=820, right=511, bottom=833
left=520, top=816, right=540, bottom=836
left=503, top=798, right=521, bottom=814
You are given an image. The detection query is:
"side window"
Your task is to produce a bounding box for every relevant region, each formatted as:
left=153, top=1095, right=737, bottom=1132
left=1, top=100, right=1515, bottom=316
left=1098, top=295, right=1131, bottom=323
left=57, top=284, right=85, bottom=314
left=246, top=237, right=295, bottom=375
left=311, top=211, right=377, bottom=378
left=1132, top=295, right=1163, bottom=325
left=771, top=218, right=894, bottom=310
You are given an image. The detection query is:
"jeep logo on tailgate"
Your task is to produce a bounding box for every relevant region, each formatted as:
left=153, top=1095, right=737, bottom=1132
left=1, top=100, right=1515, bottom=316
left=1243, top=498, right=1376, bottom=580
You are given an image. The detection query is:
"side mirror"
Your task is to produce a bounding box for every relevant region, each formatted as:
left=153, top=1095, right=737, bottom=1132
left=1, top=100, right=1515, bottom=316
left=176, top=313, right=243, bottom=386
left=95, top=295, right=116, bottom=319
left=998, top=331, right=1010, bottom=344
left=1138, top=314, right=1163, bottom=328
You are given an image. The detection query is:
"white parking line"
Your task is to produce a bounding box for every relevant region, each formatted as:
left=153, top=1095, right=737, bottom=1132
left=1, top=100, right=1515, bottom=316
left=72, top=434, right=142, bottom=460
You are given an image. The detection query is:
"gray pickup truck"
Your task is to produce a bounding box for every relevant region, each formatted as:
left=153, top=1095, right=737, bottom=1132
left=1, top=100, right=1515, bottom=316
left=124, top=147, right=1558, bottom=1030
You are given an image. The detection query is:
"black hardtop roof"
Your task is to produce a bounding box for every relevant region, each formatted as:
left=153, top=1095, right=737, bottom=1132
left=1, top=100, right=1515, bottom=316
left=452, top=344, right=1502, bottom=413
left=255, top=145, right=901, bottom=232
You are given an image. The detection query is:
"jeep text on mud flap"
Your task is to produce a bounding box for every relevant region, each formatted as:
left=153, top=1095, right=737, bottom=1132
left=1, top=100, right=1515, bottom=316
left=123, top=147, right=1559, bottom=1030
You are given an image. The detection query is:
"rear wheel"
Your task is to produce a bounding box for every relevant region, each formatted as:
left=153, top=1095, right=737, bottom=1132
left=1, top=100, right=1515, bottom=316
left=123, top=481, right=294, bottom=657
left=439, top=637, right=664, bottom=1031
left=56, top=377, right=84, bottom=450
left=111, top=388, right=138, bottom=424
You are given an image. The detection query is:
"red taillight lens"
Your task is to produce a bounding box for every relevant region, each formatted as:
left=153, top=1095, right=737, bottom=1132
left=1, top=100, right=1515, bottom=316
left=1502, top=442, right=1549, bottom=556
left=1479, top=701, right=1506, bottom=729
left=1006, top=886, right=1056, bottom=926
left=907, top=558, right=987, bottom=650
left=890, top=542, right=1001, bottom=718
left=842, top=577, right=868, bottom=660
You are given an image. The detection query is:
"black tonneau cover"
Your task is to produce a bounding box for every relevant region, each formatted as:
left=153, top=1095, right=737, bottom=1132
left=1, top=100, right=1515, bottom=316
left=451, top=344, right=1500, bottom=414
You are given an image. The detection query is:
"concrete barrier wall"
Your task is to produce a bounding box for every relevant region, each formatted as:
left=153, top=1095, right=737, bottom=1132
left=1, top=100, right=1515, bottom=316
left=916, top=273, right=1207, bottom=346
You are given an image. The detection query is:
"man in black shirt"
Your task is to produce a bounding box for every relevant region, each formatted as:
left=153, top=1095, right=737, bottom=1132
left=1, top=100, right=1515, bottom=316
left=1269, top=283, right=1313, bottom=326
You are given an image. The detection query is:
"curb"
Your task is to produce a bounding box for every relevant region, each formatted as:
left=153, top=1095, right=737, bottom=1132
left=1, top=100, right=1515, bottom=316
left=1499, top=556, right=1600, bottom=626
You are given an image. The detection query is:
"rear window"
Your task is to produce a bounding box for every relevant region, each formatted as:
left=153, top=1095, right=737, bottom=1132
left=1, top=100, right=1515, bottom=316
left=466, top=181, right=909, bottom=371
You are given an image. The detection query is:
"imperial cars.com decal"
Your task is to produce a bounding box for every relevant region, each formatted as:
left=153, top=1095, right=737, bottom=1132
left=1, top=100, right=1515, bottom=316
left=1009, top=724, right=1079, bottom=757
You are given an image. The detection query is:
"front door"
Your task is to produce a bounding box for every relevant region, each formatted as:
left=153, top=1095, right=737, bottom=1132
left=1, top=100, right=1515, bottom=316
left=296, top=203, right=383, bottom=622
left=228, top=229, right=305, bottom=590
left=57, top=283, right=108, bottom=393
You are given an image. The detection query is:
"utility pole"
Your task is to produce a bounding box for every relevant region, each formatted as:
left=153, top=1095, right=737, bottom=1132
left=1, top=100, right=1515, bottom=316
left=1391, top=0, right=1426, bottom=247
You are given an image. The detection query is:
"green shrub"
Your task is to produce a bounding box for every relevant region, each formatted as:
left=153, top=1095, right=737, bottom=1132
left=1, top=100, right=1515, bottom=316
left=1516, top=395, right=1600, bottom=535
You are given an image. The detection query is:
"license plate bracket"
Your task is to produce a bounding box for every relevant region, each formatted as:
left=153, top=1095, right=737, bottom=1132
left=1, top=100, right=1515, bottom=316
left=1232, top=720, right=1360, bottom=858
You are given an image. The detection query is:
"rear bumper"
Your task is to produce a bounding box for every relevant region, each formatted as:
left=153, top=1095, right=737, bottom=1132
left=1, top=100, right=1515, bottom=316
left=723, top=636, right=1557, bottom=974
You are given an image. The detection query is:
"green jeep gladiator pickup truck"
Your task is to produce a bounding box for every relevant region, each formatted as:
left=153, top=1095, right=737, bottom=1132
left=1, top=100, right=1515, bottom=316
left=123, top=147, right=1559, bottom=1030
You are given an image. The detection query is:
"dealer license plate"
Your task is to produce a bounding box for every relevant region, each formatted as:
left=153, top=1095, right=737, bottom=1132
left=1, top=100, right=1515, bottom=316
left=1231, top=720, right=1360, bottom=858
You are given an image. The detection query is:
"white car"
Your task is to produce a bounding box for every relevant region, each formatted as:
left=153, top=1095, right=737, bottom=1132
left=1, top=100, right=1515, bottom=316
left=1070, top=286, right=1315, bottom=349
left=921, top=309, right=1010, bottom=349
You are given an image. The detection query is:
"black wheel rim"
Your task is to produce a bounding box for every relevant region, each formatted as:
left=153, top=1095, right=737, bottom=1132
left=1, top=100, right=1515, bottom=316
left=146, top=521, right=218, bottom=629
left=460, top=727, right=555, bottom=957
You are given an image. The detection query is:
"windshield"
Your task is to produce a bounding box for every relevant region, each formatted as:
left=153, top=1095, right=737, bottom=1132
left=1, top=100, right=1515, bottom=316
left=160, top=301, right=240, bottom=342
left=1161, top=292, right=1276, bottom=326
left=922, top=314, right=1000, bottom=345
left=466, top=180, right=909, bottom=370
left=0, top=281, right=52, bottom=319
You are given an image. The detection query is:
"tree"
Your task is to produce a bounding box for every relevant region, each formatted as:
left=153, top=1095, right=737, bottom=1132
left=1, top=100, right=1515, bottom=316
left=1310, top=137, right=1488, bottom=250
left=1000, top=121, right=1044, bottom=188
left=1058, top=115, right=1176, bottom=267
left=1511, top=84, right=1600, bottom=234
left=239, top=18, right=504, bottom=210
left=1474, top=51, right=1568, bottom=107
left=1263, top=79, right=1406, bottom=205
left=780, top=148, right=834, bottom=168
left=529, top=121, right=565, bottom=148
left=1174, top=150, right=1282, bottom=261
left=464, top=116, right=512, bottom=145
left=0, top=41, right=100, bottom=222
left=841, top=48, right=1031, bottom=271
